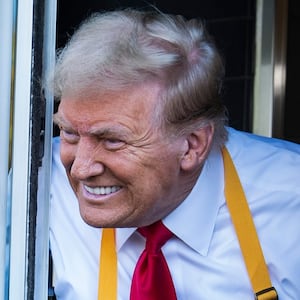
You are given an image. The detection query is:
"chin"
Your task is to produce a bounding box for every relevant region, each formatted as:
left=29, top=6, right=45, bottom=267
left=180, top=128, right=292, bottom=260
left=82, top=216, right=103, bottom=228
left=78, top=207, right=103, bottom=228
left=79, top=208, right=123, bottom=228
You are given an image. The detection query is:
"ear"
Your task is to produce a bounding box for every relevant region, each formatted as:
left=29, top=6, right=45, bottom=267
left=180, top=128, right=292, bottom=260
left=180, top=124, right=214, bottom=171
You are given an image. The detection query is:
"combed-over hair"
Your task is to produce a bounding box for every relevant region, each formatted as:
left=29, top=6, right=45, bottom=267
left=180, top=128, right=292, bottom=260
left=51, top=9, right=228, bottom=146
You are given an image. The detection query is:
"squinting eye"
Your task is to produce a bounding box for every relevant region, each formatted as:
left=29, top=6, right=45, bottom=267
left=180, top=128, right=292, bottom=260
left=103, top=138, right=125, bottom=150
left=60, top=128, right=79, bottom=143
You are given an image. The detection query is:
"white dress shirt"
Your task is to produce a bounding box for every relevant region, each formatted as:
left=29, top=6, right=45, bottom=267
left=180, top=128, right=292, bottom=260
left=50, top=127, right=300, bottom=299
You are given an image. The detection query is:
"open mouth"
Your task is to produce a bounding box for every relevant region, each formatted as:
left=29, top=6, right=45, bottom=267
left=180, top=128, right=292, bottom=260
left=84, top=185, right=122, bottom=196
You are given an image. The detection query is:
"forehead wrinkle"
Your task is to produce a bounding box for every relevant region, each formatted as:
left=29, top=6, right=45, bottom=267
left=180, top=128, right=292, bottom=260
left=54, top=109, right=137, bottom=140
left=88, top=125, right=131, bottom=139
left=53, top=112, right=84, bottom=133
left=53, top=111, right=93, bottom=135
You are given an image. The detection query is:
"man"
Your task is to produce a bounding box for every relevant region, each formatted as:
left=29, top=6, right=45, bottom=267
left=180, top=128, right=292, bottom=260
left=49, top=8, right=300, bottom=299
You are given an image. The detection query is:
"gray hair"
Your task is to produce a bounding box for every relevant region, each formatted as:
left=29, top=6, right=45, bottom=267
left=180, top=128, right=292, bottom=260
left=51, top=9, right=228, bottom=146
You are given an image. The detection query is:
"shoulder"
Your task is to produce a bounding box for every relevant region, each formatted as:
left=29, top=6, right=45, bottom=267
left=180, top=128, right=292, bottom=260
left=226, top=127, right=300, bottom=154
left=224, top=128, right=300, bottom=297
left=52, top=136, right=62, bottom=168
left=225, top=127, right=300, bottom=191
left=227, top=127, right=300, bottom=155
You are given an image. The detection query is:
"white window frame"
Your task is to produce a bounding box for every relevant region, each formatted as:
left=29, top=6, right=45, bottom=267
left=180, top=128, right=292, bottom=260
left=0, top=1, right=15, bottom=299
left=0, top=0, right=57, bottom=299
left=253, top=0, right=288, bottom=138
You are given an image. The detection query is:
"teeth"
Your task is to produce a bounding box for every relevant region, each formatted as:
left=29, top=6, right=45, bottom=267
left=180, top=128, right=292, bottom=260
left=84, top=185, right=121, bottom=195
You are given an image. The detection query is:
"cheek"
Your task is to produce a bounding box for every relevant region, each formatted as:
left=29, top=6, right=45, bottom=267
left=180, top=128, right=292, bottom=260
left=60, top=142, right=76, bottom=171
left=134, top=155, right=181, bottom=194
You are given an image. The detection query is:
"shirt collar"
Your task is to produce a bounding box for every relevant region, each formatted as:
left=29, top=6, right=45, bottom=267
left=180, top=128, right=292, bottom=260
left=164, top=146, right=224, bottom=256
left=116, top=227, right=136, bottom=252
left=115, top=146, right=225, bottom=256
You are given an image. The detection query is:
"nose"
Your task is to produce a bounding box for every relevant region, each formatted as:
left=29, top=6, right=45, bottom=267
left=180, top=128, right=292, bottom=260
left=70, top=139, right=105, bottom=180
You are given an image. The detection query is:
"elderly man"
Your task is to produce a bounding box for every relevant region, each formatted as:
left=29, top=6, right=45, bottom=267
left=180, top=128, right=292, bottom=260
left=48, top=8, right=300, bottom=300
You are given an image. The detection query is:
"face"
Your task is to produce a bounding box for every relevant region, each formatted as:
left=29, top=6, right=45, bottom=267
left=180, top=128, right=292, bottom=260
left=55, top=83, right=198, bottom=228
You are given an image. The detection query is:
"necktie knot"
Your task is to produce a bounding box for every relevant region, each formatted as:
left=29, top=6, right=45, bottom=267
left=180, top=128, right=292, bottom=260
left=131, top=220, right=177, bottom=299
left=138, top=221, right=173, bottom=254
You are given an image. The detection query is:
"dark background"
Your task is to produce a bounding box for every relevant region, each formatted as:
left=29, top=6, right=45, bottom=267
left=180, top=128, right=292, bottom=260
left=285, top=0, right=300, bottom=143
left=56, top=0, right=299, bottom=143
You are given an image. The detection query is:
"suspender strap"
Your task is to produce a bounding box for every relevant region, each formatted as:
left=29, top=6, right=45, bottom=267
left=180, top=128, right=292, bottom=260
left=98, top=228, right=117, bottom=300
left=222, top=147, right=278, bottom=300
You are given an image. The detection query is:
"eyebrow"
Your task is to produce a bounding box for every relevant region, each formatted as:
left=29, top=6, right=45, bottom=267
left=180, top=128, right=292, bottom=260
left=53, top=112, right=67, bottom=127
left=53, top=112, right=131, bottom=139
left=89, top=126, right=131, bottom=140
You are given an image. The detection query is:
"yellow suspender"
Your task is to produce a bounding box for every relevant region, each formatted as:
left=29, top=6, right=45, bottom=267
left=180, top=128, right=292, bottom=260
left=98, top=147, right=277, bottom=300
left=222, top=147, right=277, bottom=300
left=98, top=228, right=117, bottom=300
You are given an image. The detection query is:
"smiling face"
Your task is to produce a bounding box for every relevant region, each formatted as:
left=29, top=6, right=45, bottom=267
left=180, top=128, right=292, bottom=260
left=54, top=83, right=205, bottom=228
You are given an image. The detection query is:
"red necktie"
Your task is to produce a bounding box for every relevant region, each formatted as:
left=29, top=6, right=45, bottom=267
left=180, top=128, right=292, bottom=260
left=130, top=220, right=177, bottom=300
